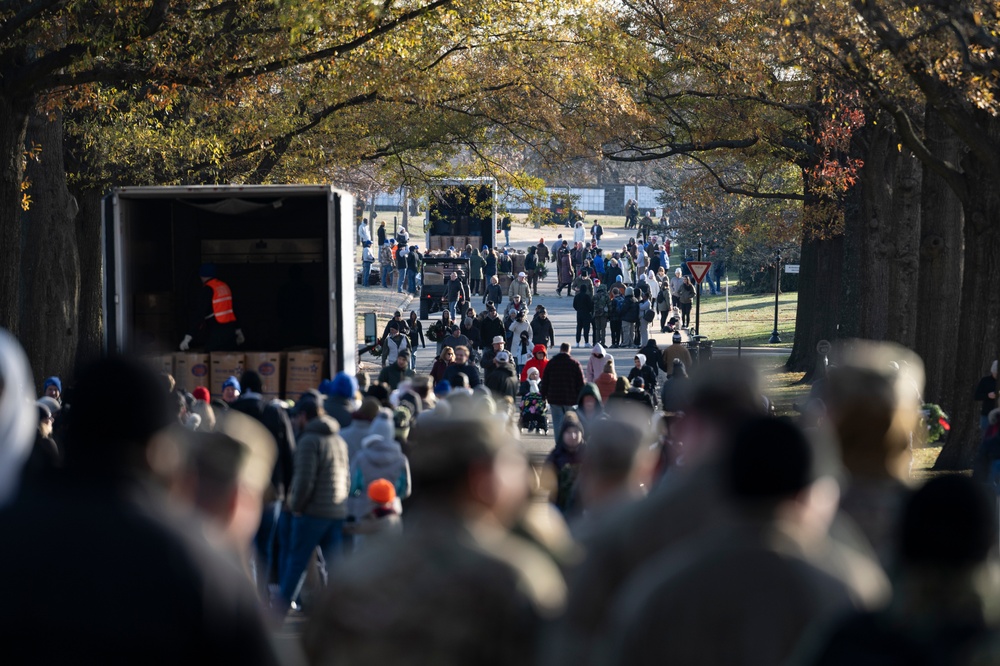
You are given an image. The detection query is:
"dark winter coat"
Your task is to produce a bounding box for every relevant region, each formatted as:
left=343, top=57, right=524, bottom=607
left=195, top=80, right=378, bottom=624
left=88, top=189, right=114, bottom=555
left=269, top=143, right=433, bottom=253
left=621, top=296, right=640, bottom=324
left=288, top=416, right=350, bottom=519
left=485, top=363, right=520, bottom=401
left=540, top=353, right=586, bottom=406
left=531, top=314, right=556, bottom=347
left=574, top=291, right=594, bottom=324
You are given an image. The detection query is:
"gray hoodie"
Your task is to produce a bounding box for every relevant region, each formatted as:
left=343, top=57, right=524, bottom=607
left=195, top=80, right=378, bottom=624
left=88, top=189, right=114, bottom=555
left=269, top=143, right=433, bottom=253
left=348, top=414, right=411, bottom=519
left=586, top=344, right=607, bottom=383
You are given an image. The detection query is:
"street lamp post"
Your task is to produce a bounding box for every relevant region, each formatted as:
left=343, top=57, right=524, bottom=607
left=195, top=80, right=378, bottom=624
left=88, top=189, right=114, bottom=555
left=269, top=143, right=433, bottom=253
left=768, top=250, right=781, bottom=344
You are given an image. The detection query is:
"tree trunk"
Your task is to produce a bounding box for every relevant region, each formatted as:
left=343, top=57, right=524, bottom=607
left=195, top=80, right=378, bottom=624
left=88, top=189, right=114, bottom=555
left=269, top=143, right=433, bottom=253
left=914, top=107, right=964, bottom=408
left=73, top=186, right=105, bottom=373
left=0, top=94, right=34, bottom=336
left=885, top=147, right=921, bottom=348
left=787, top=231, right=844, bottom=376
left=849, top=122, right=896, bottom=341
left=19, top=109, right=81, bottom=390
left=936, top=155, right=1000, bottom=469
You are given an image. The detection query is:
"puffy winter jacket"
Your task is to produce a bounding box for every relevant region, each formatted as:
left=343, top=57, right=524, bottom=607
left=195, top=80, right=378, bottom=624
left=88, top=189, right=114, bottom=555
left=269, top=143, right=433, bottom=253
left=288, top=416, right=350, bottom=519
left=347, top=414, right=410, bottom=519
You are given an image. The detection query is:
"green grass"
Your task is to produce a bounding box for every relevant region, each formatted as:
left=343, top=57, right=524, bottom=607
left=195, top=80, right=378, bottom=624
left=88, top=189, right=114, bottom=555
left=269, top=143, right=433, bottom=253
left=692, top=285, right=797, bottom=348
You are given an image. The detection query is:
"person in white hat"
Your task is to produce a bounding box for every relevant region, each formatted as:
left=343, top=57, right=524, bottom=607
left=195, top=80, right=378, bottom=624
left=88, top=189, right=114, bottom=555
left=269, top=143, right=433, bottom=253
left=482, top=335, right=506, bottom=370
left=509, top=270, right=532, bottom=306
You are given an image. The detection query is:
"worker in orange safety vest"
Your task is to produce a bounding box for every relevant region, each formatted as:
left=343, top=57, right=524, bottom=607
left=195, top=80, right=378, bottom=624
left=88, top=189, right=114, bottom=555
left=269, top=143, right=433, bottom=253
left=179, top=263, right=245, bottom=352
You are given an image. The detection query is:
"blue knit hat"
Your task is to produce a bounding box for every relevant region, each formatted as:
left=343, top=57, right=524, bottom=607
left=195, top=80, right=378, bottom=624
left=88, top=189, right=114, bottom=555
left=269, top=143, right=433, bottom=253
left=222, top=376, right=241, bottom=392
left=329, top=371, right=359, bottom=398
left=43, top=376, right=62, bottom=393
left=434, top=380, right=452, bottom=396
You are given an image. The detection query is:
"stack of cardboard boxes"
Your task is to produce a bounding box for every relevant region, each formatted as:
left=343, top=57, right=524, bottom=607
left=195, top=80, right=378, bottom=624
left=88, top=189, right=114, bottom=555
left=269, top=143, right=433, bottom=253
left=148, top=349, right=325, bottom=400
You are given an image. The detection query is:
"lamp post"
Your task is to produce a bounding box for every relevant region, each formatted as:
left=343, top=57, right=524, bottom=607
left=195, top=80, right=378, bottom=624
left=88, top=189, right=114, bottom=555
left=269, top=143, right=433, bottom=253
left=768, top=250, right=781, bottom=344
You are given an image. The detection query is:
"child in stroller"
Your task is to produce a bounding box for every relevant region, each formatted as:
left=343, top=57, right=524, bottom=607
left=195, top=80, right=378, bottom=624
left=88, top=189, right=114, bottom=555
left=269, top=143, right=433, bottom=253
left=519, top=367, right=549, bottom=434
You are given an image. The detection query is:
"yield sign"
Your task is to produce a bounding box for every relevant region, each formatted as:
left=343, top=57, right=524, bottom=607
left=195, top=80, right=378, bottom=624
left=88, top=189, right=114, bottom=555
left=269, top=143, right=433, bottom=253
left=686, top=261, right=713, bottom=284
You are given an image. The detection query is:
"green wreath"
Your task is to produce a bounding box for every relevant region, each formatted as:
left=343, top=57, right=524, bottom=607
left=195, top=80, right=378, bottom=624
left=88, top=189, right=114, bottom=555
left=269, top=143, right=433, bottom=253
left=921, top=403, right=950, bottom=444
left=536, top=263, right=549, bottom=280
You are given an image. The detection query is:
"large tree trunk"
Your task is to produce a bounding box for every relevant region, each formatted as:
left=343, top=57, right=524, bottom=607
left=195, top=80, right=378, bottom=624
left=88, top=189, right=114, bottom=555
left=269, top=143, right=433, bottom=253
left=885, top=147, right=922, bottom=348
left=846, top=122, right=895, bottom=341
left=0, top=94, right=34, bottom=336
left=787, top=232, right=843, bottom=375
left=914, top=108, right=964, bottom=408
left=74, top=186, right=105, bottom=373
left=936, top=153, right=1000, bottom=469
left=19, top=109, right=81, bottom=390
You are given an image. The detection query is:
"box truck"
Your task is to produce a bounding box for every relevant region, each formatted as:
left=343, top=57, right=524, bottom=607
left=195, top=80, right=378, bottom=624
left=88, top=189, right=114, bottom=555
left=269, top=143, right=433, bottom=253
left=102, top=185, right=357, bottom=390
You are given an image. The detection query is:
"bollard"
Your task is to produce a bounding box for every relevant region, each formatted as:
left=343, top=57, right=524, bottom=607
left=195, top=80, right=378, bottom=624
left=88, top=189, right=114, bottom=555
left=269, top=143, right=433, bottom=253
left=738, top=338, right=742, bottom=358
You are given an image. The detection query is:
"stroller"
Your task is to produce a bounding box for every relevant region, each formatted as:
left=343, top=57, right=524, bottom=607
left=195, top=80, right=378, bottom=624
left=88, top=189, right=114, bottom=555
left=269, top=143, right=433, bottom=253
left=519, top=389, right=549, bottom=435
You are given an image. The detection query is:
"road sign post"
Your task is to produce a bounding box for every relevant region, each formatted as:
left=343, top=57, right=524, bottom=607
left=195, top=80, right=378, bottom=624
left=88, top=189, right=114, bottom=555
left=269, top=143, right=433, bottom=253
left=685, top=257, right=713, bottom=336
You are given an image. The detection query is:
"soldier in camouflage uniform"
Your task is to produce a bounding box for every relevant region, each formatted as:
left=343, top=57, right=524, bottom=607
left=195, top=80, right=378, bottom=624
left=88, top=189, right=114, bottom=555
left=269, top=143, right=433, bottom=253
left=592, top=283, right=610, bottom=347
left=304, top=416, right=566, bottom=666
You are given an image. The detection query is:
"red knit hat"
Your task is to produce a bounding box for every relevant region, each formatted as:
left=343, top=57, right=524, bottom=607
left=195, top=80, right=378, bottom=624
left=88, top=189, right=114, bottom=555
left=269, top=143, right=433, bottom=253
left=367, top=479, right=396, bottom=505
left=192, top=386, right=211, bottom=403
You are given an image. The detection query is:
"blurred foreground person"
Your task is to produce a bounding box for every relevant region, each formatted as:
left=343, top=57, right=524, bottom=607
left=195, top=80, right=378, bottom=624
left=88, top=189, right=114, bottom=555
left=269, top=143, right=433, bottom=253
left=0, top=329, right=36, bottom=507
left=608, top=417, right=859, bottom=666
left=822, top=340, right=925, bottom=566
left=304, top=415, right=566, bottom=666
left=0, top=356, right=278, bottom=665
left=176, top=411, right=276, bottom=570
left=797, top=475, right=1000, bottom=666
left=543, top=359, right=887, bottom=666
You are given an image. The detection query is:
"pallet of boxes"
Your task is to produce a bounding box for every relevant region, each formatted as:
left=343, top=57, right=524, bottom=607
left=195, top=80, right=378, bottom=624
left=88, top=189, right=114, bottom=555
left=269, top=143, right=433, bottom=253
left=148, top=347, right=325, bottom=406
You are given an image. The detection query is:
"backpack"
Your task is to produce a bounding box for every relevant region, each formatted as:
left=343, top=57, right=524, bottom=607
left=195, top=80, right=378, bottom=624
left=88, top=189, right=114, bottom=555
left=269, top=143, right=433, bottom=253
left=656, top=291, right=666, bottom=305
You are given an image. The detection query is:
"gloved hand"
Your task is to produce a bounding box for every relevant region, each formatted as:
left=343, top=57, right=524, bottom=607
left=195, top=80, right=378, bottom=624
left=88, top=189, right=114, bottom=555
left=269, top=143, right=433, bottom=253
left=179, top=335, right=192, bottom=351
left=235, top=328, right=245, bottom=346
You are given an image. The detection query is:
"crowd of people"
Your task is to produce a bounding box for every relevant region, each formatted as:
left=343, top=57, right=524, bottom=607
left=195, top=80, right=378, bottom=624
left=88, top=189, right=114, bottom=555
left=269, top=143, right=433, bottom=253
left=2, top=321, right=998, bottom=665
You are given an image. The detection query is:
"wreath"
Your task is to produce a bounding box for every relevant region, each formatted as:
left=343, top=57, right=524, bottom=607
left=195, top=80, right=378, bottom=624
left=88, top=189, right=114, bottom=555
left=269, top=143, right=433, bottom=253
left=536, top=263, right=549, bottom=280
left=921, top=403, right=950, bottom=443
left=427, top=320, right=448, bottom=342
left=367, top=343, right=383, bottom=359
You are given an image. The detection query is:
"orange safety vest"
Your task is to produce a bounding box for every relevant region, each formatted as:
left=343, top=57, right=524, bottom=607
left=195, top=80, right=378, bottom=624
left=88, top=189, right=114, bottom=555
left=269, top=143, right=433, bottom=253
left=205, top=278, right=237, bottom=324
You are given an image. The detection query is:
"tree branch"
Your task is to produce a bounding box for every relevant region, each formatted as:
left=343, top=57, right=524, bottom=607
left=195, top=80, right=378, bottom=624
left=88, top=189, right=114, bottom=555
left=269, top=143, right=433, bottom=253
left=686, top=153, right=809, bottom=201
left=604, top=137, right=760, bottom=162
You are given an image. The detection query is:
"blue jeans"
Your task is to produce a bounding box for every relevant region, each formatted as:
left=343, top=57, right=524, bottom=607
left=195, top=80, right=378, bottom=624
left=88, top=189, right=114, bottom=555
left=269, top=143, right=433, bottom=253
left=252, top=501, right=282, bottom=594
left=362, top=261, right=372, bottom=286
left=409, top=349, right=417, bottom=370
left=397, top=268, right=408, bottom=292
left=278, top=514, right=345, bottom=611
left=551, top=404, right=571, bottom=444
left=381, top=265, right=392, bottom=288
left=504, top=230, right=510, bottom=246
left=448, top=300, right=459, bottom=318
left=408, top=271, right=417, bottom=294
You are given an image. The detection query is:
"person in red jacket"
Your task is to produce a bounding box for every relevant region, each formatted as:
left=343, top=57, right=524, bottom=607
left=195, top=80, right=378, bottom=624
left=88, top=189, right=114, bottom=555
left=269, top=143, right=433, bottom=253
left=520, top=344, right=550, bottom=381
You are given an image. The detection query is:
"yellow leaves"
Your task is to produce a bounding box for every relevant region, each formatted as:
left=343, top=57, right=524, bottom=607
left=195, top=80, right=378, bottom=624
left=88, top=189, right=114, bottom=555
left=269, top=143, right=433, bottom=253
left=20, top=179, right=32, bottom=212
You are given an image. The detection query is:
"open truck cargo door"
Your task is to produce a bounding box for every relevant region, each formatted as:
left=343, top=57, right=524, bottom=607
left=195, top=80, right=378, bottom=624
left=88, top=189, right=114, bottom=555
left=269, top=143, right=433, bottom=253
left=102, top=185, right=356, bottom=385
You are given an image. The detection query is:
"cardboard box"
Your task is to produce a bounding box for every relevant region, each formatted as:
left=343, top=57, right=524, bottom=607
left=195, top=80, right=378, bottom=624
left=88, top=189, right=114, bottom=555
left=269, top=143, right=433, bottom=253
left=210, top=353, right=245, bottom=395
left=144, top=354, right=174, bottom=378
left=173, top=353, right=210, bottom=393
left=245, top=352, right=282, bottom=399
left=285, top=349, right=325, bottom=397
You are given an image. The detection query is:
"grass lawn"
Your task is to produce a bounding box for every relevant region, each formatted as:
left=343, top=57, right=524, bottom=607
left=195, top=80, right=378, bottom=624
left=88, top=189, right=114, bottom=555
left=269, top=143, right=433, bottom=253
left=693, top=286, right=797, bottom=348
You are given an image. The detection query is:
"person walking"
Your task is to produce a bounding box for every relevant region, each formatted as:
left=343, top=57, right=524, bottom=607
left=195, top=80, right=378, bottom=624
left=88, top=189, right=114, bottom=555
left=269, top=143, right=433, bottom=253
left=279, top=394, right=350, bottom=615
left=591, top=220, right=604, bottom=247
left=557, top=248, right=573, bottom=297
left=573, top=286, right=594, bottom=347
left=540, top=343, right=586, bottom=443
left=620, top=288, right=639, bottom=349
left=609, top=285, right=624, bottom=348
left=535, top=238, right=550, bottom=268
left=592, top=283, right=610, bottom=347
left=509, top=271, right=532, bottom=306
left=179, top=263, right=245, bottom=352
left=524, top=246, right=539, bottom=296
left=469, top=248, right=485, bottom=296
left=483, top=274, right=503, bottom=307
left=360, top=241, right=375, bottom=287
left=663, top=332, right=693, bottom=372
left=656, top=277, right=672, bottom=331
left=501, top=214, right=512, bottom=246
left=381, top=324, right=409, bottom=368
left=407, top=311, right=425, bottom=370
left=678, top=277, right=696, bottom=328
left=395, top=243, right=409, bottom=293
left=637, top=292, right=652, bottom=347
left=406, top=245, right=421, bottom=295
left=446, top=272, right=468, bottom=319
left=358, top=218, right=371, bottom=246
left=531, top=306, right=556, bottom=348
left=483, top=246, right=497, bottom=285
left=669, top=267, right=684, bottom=311
left=379, top=241, right=394, bottom=289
